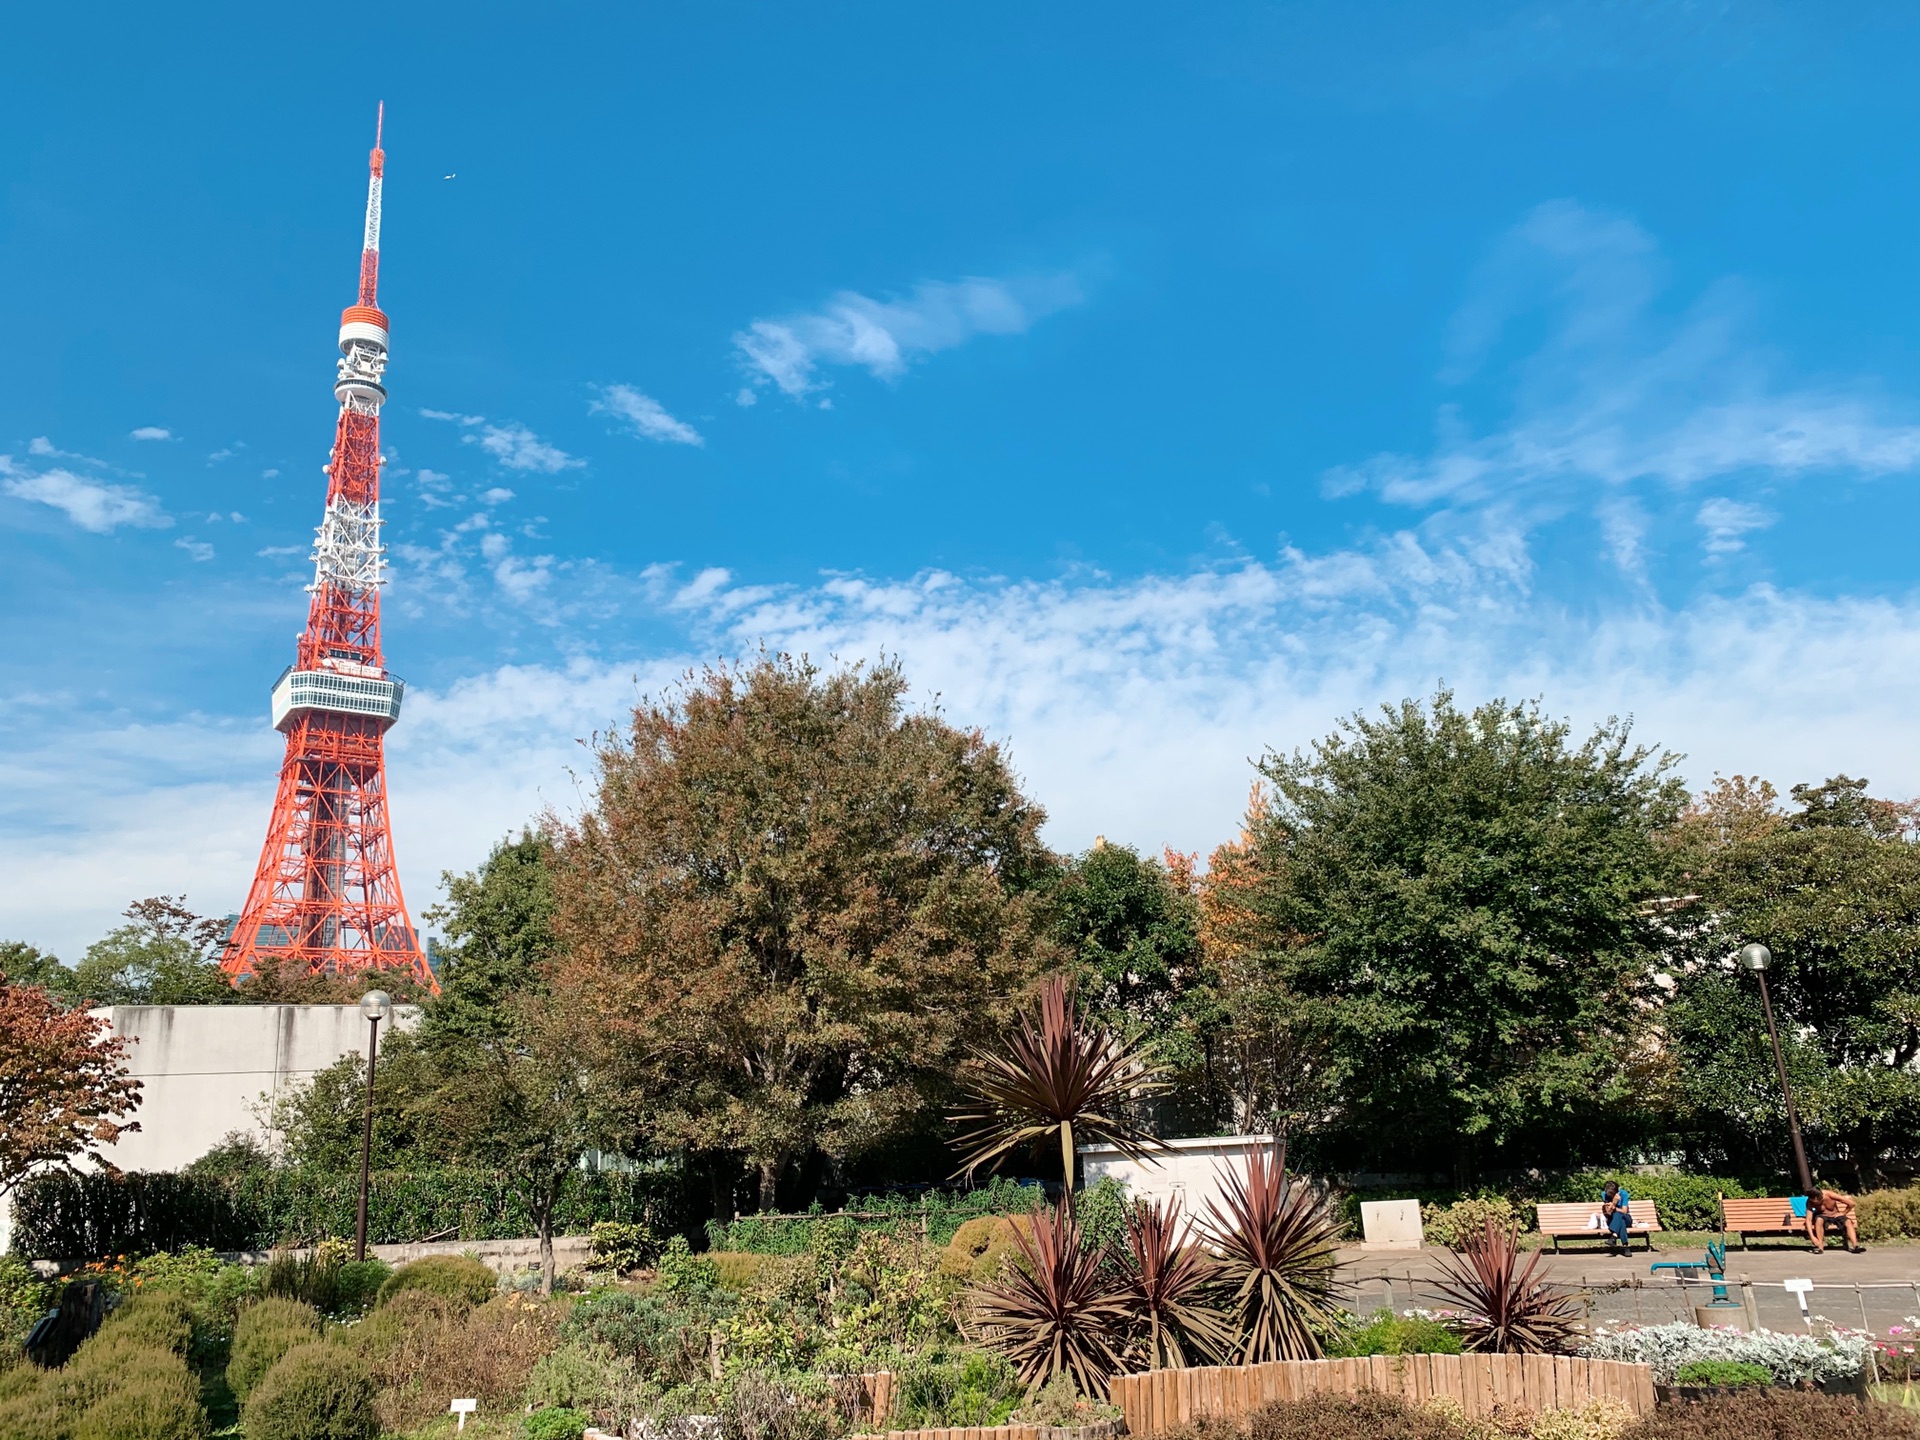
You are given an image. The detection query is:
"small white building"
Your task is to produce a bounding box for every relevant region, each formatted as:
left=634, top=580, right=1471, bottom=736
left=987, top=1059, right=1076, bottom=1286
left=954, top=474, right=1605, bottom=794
left=1078, top=1133, right=1280, bottom=1221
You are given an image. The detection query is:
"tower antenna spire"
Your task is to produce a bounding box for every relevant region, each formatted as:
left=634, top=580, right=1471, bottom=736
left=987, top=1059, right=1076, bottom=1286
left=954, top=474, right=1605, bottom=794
left=225, top=108, right=430, bottom=992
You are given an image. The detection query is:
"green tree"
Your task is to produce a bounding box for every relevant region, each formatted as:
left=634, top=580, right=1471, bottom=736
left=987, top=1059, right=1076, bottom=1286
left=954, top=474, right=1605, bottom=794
left=270, top=1029, right=449, bottom=1172
left=70, top=897, right=236, bottom=1005
left=551, top=654, right=1059, bottom=1211
left=1245, top=691, right=1686, bottom=1179
left=422, top=829, right=557, bottom=1046
left=0, top=943, right=76, bottom=1002
left=1667, top=775, right=1920, bottom=1183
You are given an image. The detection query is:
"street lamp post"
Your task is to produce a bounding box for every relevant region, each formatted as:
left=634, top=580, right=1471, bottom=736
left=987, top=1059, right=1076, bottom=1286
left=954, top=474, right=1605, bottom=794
left=354, top=989, right=393, bottom=1263
left=1739, top=944, right=1815, bottom=1196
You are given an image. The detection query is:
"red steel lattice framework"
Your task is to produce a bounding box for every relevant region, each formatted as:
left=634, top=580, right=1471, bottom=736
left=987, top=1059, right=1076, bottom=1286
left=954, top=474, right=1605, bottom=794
left=223, top=105, right=433, bottom=989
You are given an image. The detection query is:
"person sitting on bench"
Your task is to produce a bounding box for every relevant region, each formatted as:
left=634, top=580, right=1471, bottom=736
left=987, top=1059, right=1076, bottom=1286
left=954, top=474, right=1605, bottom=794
left=1809, top=1188, right=1863, bottom=1254
left=1601, top=1181, right=1634, bottom=1253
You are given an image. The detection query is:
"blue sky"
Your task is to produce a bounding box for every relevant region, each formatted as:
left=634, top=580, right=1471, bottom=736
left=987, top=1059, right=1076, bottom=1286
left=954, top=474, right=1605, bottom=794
left=8, top=3, right=1920, bottom=956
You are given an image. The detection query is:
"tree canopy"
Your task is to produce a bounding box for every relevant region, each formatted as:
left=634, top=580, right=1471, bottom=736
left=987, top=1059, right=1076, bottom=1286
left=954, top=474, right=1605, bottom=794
left=1241, top=691, right=1687, bottom=1178
left=0, top=974, right=142, bottom=1197
left=549, top=654, right=1059, bottom=1211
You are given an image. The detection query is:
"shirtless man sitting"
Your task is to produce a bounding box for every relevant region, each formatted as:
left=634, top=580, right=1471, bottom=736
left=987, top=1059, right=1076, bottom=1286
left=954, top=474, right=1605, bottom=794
left=1808, top=1188, right=1864, bottom=1254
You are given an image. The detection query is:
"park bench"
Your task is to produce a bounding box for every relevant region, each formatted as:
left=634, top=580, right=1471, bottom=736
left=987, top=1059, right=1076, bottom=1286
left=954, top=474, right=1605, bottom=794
left=1535, top=1200, right=1663, bottom=1252
left=1718, top=1194, right=1812, bottom=1248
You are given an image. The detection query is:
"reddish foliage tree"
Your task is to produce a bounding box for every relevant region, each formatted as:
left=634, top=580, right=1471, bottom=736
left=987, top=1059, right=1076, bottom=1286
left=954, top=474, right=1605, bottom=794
left=0, top=975, right=142, bottom=1198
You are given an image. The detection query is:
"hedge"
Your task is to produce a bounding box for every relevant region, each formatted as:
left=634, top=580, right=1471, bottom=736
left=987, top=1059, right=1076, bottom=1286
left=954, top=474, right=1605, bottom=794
left=704, top=1177, right=1046, bottom=1253
left=11, top=1166, right=696, bottom=1261
left=1334, top=1170, right=1773, bottom=1239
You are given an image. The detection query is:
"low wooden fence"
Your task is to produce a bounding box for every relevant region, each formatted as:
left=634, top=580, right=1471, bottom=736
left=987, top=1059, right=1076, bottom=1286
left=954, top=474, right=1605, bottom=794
left=1108, top=1354, right=1657, bottom=1433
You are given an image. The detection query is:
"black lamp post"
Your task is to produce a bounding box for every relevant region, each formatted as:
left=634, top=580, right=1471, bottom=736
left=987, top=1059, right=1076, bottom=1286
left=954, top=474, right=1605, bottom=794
left=353, top=989, right=393, bottom=1263
left=1739, top=943, right=1815, bottom=1196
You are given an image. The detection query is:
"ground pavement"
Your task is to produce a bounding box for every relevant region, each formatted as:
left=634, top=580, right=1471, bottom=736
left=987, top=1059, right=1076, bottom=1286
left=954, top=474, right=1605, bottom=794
left=1336, top=1241, right=1920, bottom=1333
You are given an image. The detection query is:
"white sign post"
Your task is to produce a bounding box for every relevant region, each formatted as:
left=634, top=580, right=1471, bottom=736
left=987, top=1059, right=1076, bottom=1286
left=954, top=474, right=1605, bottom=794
left=1783, top=1277, right=1814, bottom=1328
left=450, top=1399, right=478, bottom=1432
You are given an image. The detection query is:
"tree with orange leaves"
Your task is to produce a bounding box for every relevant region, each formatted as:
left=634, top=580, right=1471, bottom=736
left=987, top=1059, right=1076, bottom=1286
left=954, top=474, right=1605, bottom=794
left=0, top=974, right=141, bottom=1201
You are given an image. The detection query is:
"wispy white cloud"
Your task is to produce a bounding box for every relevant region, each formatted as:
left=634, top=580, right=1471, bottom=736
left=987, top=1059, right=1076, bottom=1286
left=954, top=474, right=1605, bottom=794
left=734, top=272, right=1083, bottom=400
left=420, top=410, right=582, bottom=472
left=174, top=536, right=214, bottom=562
left=591, top=384, right=704, bottom=447
left=1696, top=496, right=1774, bottom=555
left=129, top=426, right=174, bottom=442
left=1, top=466, right=170, bottom=533
left=1324, top=202, right=1920, bottom=557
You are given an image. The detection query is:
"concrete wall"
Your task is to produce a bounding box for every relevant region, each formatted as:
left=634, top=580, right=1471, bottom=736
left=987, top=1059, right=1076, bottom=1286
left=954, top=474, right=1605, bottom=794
left=1079, top=1134, right=1279, bottom=1221
left=93, top=1002, right=421, bottom=1173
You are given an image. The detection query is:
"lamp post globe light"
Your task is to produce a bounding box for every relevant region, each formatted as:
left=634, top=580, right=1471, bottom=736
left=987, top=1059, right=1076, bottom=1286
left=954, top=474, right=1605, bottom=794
left=1738, top=944, right=1816, bottom=1196
left=354, top=990, right=394, bottom=1262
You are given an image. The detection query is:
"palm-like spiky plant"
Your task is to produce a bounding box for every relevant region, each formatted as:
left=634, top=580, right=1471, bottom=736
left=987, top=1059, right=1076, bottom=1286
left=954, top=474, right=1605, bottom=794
left=1123, top=1195, right=1235, bottom=1370
left=973, top=1200, right=1133, bottom=1398
left=1200, top=1147, right=1347, bottom=1362
left=950, top=973, right=1170, bottom=1187
left=1430, top=1217, right=1584, bottom=1354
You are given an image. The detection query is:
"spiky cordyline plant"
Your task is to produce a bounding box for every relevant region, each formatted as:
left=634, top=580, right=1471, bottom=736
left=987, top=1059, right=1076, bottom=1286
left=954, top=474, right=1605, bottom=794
left=1200, top=1147, right=1347, bottom=1363
left=1125, top=1195, right=1235, bottom=1370
left=1431, top=1217, right=1585, bottom=1355
left=950, top=973, right=1170, bottom=1187
left=973, top=1199, right=1133, bottom=1398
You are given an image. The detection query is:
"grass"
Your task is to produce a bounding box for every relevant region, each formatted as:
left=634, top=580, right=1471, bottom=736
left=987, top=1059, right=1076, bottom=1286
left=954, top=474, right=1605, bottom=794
left=1872, top=1383, right=1920, bottom=1410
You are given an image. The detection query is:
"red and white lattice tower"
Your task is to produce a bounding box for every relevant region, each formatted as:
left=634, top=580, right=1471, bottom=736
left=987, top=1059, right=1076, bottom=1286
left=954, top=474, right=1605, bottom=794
left=223, top=105, right=433, bottom=989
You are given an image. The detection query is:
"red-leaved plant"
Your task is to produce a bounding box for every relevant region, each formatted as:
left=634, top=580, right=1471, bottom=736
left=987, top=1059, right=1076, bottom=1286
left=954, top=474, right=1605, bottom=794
left=1124, top=1195, right=1234, bottom=1370
left=950, top=972, right=1170, bottom=1187
left=973, top=1200, right=1132, bottom=1398
left=1431, top=1217, right=1584, bottom=1354
left=1200, top=1147, right=1347, bottom=1363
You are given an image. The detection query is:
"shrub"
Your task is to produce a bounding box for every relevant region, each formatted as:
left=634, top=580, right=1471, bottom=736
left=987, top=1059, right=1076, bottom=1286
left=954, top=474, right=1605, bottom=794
left=0, top=1258, right=50, bottom=1355
left=242, top=1341, right=379, bottom=1440
left=1202, top=1151, right=1347, bottom=1364
left=1858, top=1187, right=1920, bottom=1244
left=365, top=1294, right=563, bottom=1433
left=1672, top=1360, right=1773, bottom=1388
left=523, top=1407, right=591, bottom=1440
left=332, top=1287, right=454, bottom=1360
left=68, top=1356, right=208, bottom=1440
left=708, top=1251, right=772, bottom=1291
left=720, top=1368, right=843, bottom=1440
left=122, top=1248, right=258, bottom=1354
left=940, top=1214, right=1032, bottom=1281
left=655, top=1234, right=721, bottom=1295
left=525, top=1339, right=647, bottom=1427
left=1582, top=1323, right=1868, bottom=1385
left=1621, top=1386, right=1920, bottom=1440
left=562, top=1287, right=733, bottom=1388
left=227, top=1297, right=323, bottom=1401
left=1328, top=1308, right=1464, bottom=1357
left=375, top=1253, right=496, bottom=1309
left=889, top=1349, right=1022, bottom=1428
left=101, top=1291, right=194, bottom=1355
left=1242, top=1391, right=1462, bottom=1440
left=1423, top=1197, right=1523, bottom=1249
left=973, top=1202, right=1130, bottom=1396
left=588, top=1220, right=660, bottom=1272
left=704, top=1177, right=1042, bottom=1254
left=1010, top=1371, right=1123, bottom=1426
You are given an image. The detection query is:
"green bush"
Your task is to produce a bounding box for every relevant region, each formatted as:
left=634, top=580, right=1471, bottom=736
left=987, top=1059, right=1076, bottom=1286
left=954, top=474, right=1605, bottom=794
left=332, top=1288, right=455, bottom=1362
left=13, top=1165, right=694, bottom=1259
left=655, top=1235, right=721, bottom=1295
left=121, top=1248, right=258, bottom=1354
left=101, top=1291, right=193, bottom=1355
left=68, top=1356, right=208, bottom=1440
left=242, top=1341, right=378, bottom=1440
left=1673, top=1360, right=1772, bottom=1388
left=227, top=1297, right=322, bottom=1401
left=704, top=1177, right=1044, bottom=1254
left=0, top=1258, right=50, bottom=1355
left=522, top=1407, right=591, bottom=1440
left=890, top=1349, right=1023, bottom=1427
left=525, top=1338, right=645, bottom=1420
left=1858, top=1187, right=1920, bottom=1243
left=1422, top=1197, right=1521, bottom=1249
left=375, top=1254, right=496, bottom=1309
left=1328, top=1309, right=1464, bottom=1357
left=588, top=1220, right=660, bottom=1272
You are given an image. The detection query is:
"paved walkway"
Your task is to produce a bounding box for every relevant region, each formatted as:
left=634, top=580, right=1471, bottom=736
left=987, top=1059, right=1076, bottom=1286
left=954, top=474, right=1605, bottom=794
left=1336, top=1243, right=1920, bottom=1333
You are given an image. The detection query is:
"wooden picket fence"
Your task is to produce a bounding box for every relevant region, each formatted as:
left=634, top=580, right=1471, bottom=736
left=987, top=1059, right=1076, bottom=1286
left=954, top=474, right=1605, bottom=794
left=848, top=1424, right=1124, bottom=1440
left=1107, top=1353, right=1657, bottom=1433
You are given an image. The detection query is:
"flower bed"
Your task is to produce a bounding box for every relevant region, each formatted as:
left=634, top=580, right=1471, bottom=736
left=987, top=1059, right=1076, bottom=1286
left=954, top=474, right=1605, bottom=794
left=1579, top=1322, right=1867, bottom=1386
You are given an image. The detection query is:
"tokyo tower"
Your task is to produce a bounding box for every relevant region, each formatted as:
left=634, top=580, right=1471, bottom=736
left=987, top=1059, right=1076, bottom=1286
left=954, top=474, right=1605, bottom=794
left=223, top=105, right=433, bottom=990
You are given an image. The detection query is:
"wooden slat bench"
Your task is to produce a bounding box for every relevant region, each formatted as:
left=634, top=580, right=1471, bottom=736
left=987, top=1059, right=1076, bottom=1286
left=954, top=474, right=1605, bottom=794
left=1536, top=1200, right=1663, bottom=1252
left=1719, top=1194, right=1812, bottom=1248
